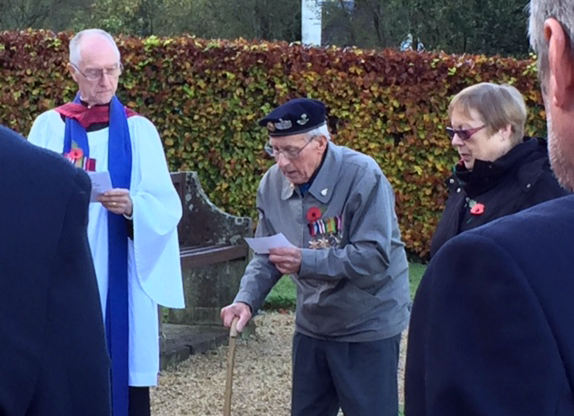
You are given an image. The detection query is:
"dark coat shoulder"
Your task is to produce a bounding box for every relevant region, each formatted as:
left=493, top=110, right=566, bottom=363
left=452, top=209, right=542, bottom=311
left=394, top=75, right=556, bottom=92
left=0, top=126, right=111, bottom=416
left=406, top=195, right=574, bottom=416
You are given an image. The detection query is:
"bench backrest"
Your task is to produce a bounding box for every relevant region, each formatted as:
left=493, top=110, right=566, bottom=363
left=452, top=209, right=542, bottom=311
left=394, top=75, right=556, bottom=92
left=170, top=171, right=252, bottom=250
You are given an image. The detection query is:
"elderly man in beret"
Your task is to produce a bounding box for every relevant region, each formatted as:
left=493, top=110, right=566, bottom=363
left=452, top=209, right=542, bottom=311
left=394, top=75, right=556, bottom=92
left=221, top=98, right=411, bottom=416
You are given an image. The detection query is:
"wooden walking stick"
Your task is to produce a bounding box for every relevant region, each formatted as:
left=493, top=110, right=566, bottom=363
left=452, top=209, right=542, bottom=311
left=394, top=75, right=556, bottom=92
left=223, top=317, right=240, bottom=416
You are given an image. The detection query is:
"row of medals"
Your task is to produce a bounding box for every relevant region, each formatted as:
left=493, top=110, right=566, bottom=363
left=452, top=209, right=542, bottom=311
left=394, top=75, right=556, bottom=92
left=309, top=232, right=343, bottom=249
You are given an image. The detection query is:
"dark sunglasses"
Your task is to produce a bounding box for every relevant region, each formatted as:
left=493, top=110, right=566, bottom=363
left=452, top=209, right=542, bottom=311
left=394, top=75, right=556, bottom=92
left=446, top=125, right=485, bottom=141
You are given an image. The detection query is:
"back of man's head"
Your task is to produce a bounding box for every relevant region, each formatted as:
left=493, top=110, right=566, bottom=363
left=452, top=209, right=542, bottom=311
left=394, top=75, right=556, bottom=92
left=529, top=0, right=574, bottom=82
left=529, top=0, right=574, bottom=191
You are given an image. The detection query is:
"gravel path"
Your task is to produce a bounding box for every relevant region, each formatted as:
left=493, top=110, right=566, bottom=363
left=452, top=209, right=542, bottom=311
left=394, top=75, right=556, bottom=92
left=151, top=312, right=406, bottom=416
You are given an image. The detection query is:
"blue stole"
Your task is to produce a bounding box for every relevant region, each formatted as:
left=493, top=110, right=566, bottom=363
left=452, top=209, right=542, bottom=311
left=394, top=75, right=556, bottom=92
left=63, top=95, right=132, bottom=416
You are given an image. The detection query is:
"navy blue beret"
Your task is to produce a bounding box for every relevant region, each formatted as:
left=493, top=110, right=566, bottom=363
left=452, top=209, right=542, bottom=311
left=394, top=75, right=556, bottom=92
left=258, top=98, right=327, bottom=137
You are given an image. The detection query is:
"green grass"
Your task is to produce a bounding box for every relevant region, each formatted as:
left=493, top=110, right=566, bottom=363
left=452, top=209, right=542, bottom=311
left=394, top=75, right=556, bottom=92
left=408, top=261, right=426, bottom=298
left=263, top=262, right=427, bottom=310
left=262, top=275, right=297, bottom=310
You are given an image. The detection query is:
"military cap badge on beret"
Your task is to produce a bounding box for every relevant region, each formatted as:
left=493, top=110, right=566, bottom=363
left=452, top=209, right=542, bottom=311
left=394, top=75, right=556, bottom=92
left=258, top=98, right=326, bottom=137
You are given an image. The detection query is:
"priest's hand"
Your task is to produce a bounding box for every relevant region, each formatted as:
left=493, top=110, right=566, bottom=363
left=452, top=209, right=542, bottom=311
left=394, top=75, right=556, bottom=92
left=98, top=188, right=133, bottom=216
left=221, top=302, right=252, bottom=333
left=269, top=247, right=302, bottom=274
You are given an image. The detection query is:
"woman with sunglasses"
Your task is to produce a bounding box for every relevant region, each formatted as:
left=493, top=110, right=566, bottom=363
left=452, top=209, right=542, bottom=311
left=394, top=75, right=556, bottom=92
left=430, top=82, right=567, bottom=257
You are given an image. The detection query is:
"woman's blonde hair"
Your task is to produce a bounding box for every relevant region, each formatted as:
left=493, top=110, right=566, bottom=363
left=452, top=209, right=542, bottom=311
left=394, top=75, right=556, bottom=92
left=448, top=83, right=527, bottom=145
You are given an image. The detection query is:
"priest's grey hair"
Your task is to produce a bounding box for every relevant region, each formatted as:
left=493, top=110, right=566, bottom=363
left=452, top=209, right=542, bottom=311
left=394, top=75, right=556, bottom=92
left=69, top=29, right=121, bottom=66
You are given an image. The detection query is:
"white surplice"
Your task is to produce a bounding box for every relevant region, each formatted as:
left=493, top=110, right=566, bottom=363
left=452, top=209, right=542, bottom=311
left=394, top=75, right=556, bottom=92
left=28, top=109, right=185, bottom=386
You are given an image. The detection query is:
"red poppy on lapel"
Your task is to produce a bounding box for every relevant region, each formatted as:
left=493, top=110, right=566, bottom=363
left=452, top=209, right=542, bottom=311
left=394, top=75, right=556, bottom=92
left=470, top=203, right=485, bottom=215
left=69, top=148, right=83, bottom=161
left=306, top=206, right=322, bottom=222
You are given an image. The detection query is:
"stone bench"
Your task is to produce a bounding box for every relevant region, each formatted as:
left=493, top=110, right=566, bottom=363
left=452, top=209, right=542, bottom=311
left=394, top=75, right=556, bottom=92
left=160, top=171, right=252, bottom=368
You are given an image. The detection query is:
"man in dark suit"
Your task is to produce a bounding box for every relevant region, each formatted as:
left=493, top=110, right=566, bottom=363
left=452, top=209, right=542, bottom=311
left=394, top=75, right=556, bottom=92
left=0, top=126, right=111, bottom=415
left=405, top=0, right=574, bottom=414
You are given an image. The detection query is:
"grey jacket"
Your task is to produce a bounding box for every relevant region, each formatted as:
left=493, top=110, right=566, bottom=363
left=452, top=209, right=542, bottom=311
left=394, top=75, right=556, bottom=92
left=234, top=142, right=411, bottom=341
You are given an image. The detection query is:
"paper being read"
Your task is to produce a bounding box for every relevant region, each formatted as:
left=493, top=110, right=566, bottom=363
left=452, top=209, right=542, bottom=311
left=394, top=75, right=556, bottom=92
left=88, top=171, right=113, bottom=202
left=244, top=233, right=296, bottom=254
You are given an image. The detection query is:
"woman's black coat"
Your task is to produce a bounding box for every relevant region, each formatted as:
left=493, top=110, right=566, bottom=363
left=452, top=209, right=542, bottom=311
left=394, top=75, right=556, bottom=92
left=430, top=137, right=568, bottom=257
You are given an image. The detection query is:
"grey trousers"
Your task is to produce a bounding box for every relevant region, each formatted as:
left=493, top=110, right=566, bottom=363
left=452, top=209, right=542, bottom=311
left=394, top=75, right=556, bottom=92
left=291, top=332, right=401, bottom=416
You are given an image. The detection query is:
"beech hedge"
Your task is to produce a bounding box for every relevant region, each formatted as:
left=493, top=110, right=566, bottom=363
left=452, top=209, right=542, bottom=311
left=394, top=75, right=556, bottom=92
left=0, top=30, right=545, bottom=256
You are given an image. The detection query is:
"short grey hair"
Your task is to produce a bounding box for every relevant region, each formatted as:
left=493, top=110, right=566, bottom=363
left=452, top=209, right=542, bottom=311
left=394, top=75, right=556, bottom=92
left=305, top=123, right=331, bottom=141
left=69, top=29, right=121, bottom=66
left=449, top=83, right=527, bottom=145
left=529, top=0, right=574, bottom=84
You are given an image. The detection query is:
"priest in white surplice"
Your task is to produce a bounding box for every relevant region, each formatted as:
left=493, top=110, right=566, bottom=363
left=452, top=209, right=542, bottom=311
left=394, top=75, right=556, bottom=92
left=28, top=29, right=184, bottom=416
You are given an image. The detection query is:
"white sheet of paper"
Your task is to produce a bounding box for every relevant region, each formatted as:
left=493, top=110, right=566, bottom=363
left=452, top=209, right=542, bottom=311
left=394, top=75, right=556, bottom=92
left=244, top=233, right=296, bottom=254
left=88, top=171, right=113, bottom=202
